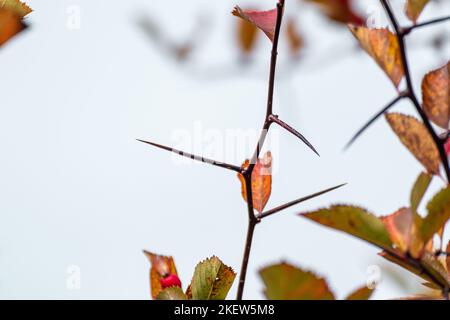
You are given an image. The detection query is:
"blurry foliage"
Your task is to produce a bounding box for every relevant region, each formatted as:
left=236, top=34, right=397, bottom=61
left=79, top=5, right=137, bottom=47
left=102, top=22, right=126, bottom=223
left=140, top=0, right=450, bottom=301
left=0, top=0, right=31, bottom=47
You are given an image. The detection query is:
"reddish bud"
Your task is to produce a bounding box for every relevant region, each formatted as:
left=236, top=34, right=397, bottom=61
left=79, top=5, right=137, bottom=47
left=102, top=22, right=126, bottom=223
left=444, top=139, right=450, bottom=156
left=160, top=274, right=182, bottom=289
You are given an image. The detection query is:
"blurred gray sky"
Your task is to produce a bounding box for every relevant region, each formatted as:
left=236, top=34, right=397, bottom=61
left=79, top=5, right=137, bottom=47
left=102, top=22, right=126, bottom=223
left=0, top=0, right=449, bottom=299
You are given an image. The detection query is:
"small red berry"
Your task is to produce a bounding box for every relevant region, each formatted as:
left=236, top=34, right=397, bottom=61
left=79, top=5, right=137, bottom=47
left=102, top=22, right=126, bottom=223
left=160, top=274, right=182, bottom=289
left=445, top=139, right=450, bottom=156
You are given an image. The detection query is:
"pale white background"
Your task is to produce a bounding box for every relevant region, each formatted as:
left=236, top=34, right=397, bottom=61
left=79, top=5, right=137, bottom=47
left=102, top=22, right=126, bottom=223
left=0, top=0, right=449, bottom=299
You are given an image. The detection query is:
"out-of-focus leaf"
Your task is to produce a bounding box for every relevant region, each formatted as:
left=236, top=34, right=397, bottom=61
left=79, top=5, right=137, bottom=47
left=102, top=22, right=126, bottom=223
left=385, top=113, right=440, bottom=175
left=422, top=282, right=440, bottom=290
left=300, top=205, right=392, bottom=250
left=422, top=61, right=449, bottom=129
left=349, top=26, right=404, bottom=88
left=190, top=256, right=236, bottom=300
left=405, top=0, right=430, bottom=24
left=345, top=286, right=374, bottom=300
left=0, top=1, right=31, bottom=47
left=260, top=263, right=335, bottom=300
left=382, top=208, right=415, bottom=253
left=286, top=18, right=304, bottom=56
left=0, top=0, right=32, bottom=18
left=238, top=151, right=272, bottom=213
left=143, top=250, right=179, bottom=299
left=156, top=287, right=188, bottom=300
left=422, top=187, right=450, bottom=244
left=411, top=172, right=432, bottom=212
left=306, top=0, right=364, bottom=25
left=0, top=8, right=23, bottom=46
left=236, top=13, right=259, bottom=55
left=232, top=6, right=278, bottom=42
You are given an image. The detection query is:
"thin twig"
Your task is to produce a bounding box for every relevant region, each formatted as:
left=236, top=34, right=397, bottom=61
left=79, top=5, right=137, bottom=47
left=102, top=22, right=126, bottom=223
left=380, top=0, right=450, bottom=183
left=258, top=183, right=346, bottom=220
left=403, top=16, right=450, bottom=35
left=136, top=139, right=243, bottom=173
left=344, top=93, right=408, bottom=150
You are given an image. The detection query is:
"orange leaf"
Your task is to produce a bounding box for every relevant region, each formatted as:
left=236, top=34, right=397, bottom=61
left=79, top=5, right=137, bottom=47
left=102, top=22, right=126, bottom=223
left=349, top=26, right=404, bottom=88
left=306, top=0, right=364, bottom=25
left=405, top=0, right=430, bottom=24
left=235, top=11, right=259, bottom=55
left=0, top=9, right=24, bottom=46
left=238, top=151, right=272, bottom=213
left=143, top=250, right=179, bottom=299
left=286, top=18, right=304, bottom=56
left=232, top=6, right=278, bottom=42
left=422, top=61, right=450, bottom=129
left=382, top=208, right=415, bottom=253
left=385, top=113, right=440, bottom=175
left=382, top=207, right=425, bottom=257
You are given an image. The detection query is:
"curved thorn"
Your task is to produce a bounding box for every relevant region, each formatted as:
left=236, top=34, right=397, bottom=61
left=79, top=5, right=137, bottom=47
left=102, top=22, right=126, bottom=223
left=258, top=183, right=347, bottom=220
left=344, top=94, right=406, bottom=151
left=136, top=139, right=242, bottom=173
left=269, top=115, right=320, bottom=157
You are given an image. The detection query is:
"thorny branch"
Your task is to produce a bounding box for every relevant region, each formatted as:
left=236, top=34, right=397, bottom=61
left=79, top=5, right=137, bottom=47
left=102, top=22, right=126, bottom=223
left=346, top=1, right=450, bottom=184
left=137, top=0, right=344, bottom=300
left=380, top=0, right=450, bottom=183
left=379, top=0, right=450, bottom=299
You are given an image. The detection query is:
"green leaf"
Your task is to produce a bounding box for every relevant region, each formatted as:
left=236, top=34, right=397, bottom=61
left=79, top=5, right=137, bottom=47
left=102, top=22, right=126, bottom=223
left=410, top=172, right=432, bottom=212
left=260, top=263, right=335, bottom=300
left=190, top=256, right=236, bottom=300
left=156, top=287, right=188, bottom=300
left=345, top=286, right=374, bottom=300
left=422, top=187, right=450, bottom=243
left=300, top=205, right=392, bottom=250
left=0, top=0, right=32, bottom=18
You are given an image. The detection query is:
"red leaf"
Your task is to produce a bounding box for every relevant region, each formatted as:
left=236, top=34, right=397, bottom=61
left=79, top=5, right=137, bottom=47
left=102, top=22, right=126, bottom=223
left=232, top=6, right=278, bottom=42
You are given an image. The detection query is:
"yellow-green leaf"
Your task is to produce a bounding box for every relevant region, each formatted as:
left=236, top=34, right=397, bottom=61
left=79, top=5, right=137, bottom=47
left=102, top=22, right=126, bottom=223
left=190, top=256, right=236, bottom=300
left=405, top=0, right=430, bottom=24
left=300, top=205, right=392, bottom=250
left=385, top=113, right=440, bottom=175
left=349, top=26, right=404, bottom=88
left=422, top=187, right=450, bottom=244
left=422, top=61, right=450, bottom=129
left=411, top=172, right=432, bottom=212
left=260, top=263, right=335, bottom=300
left=345, top=286, right=374, bottom=300
left=156, top=287, right=188, bottom=300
